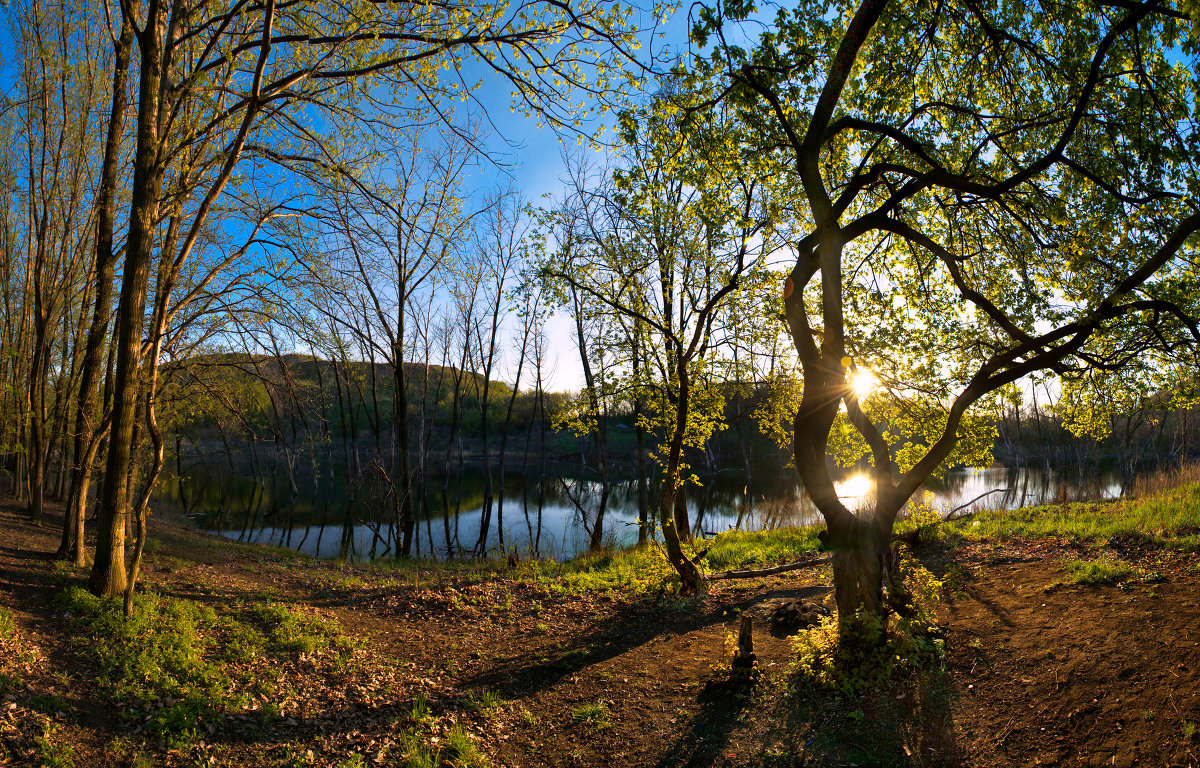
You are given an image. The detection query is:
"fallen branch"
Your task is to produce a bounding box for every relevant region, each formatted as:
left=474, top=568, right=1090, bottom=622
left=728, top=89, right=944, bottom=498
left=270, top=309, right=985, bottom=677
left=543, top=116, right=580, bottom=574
left=944, top=488, right=1010, bottom=520
left=707, top=555, right=831, bottom=581
left=894, top=487, right=1011, bottom=546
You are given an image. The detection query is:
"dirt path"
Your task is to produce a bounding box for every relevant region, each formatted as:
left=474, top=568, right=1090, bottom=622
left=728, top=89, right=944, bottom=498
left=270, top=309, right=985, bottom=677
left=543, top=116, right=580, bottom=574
left=945, top=546, right=1200, bottom=767
left=3, top=499, right=1200, bottom=767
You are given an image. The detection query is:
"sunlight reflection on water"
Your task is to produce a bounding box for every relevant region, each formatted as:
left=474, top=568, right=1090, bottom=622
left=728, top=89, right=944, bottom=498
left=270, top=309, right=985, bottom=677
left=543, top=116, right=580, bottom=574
left=185, top=464, right=1123, bottom=561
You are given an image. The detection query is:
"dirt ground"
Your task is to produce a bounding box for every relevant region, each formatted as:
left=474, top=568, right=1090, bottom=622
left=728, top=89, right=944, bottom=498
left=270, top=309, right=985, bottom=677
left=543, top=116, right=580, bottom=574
left=3, top=498, right=1200, bottom=767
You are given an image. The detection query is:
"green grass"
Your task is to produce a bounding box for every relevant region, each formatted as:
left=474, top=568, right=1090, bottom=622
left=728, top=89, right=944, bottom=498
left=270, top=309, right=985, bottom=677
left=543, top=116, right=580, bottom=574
left=60, top=586, right=241, bottom=746
left=1063, top=556, right=1142, bottom=586
left=488, top=525, right=821, bottom=594
left=701, top=526, right=822, bottom=570
left=35, top=726, right=76, bottom=768
left=353, top=522, right=824, bottom=596
left=0, top=605, right=15, bottom=639
left=58, top=587, right=349, bottom=747
left=395, top=725, right=488, bottom=768
left=515, top=547, right=669, bottom=593
left=464, top=688, right=502, bottom=716
left=570, top=701, right=612, bottom=728
left=247, top=602, right=350, bottom=656
left=0, top=670, right=23, bottom=694
left=943, top=480, right=1200, bottom=548
left=443, top=726, right=489, bottom=767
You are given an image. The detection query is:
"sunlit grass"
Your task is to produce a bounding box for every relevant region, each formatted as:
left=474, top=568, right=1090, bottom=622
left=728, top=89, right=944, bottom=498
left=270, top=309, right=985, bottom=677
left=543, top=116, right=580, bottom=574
left=701, top=526, right=822, bottom=570
left=353, top=523, right=824, bottom=594
left=0, top=606, right=15, bottom=639
left=944, top=471, right=1200, bottom=549
left=1063, top=556, right=1142, bottom=586
left=570, top=700, right=611, bottom=728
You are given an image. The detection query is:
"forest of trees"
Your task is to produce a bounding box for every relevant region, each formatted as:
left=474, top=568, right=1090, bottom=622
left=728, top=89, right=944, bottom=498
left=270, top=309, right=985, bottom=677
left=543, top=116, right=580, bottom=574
left=0, top=0, right=1198, bottom=648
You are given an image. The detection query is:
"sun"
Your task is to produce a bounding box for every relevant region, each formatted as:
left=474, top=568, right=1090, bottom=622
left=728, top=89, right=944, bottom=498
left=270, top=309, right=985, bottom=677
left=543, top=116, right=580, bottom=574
left=849, top=369, right=877, bottom=400
left=836, top=473, right=873, bottom=501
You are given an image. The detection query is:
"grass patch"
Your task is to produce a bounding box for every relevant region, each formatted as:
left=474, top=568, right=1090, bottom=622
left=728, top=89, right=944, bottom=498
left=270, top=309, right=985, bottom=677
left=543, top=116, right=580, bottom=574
left=356, top=524, right=825, bottom=596
left=464, top=689, right=502, bottom=716
left=443, top=726, right=489, bottom=767
left=35, top=726, right=76, bottom=768
left=1063, top=556, right=1143, bottom=586
left=570, top=701, right=611, bottom=728
left=247, top=602, right=350, bottom=656
left=498, top=525, right=822, bottom=594
left=943, top=475, right=1200, bottom=548
left=0, top=670, right=23, bottom=694
left=513, top=548, right=669, bottom=593
left=58, top=587, right=349, bottom=747
left=0, top=606, right=15, bottom=639
left=701, top=527, right=822, bottom=571
left=396, top=725, right=488, bottom=768
left=60, top=586, right=244, bottom=746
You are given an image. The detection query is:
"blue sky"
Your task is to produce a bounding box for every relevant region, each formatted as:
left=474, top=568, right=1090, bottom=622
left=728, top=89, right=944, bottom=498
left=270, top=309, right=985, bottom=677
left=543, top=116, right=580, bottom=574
left=0, top=0, right=742, bottom=393
left=443, top=3, right=700, bottom=391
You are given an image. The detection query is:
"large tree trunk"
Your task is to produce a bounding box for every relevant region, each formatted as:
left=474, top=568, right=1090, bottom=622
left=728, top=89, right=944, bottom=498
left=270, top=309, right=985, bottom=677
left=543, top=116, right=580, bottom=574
left=826, top=512, right=889, bottom=632
left=89, top=1, right=165, bottom=598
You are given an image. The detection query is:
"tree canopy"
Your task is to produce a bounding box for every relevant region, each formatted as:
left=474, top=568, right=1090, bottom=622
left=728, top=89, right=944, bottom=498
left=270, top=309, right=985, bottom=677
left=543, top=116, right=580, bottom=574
left=686, top=0, right=1200, bottom=625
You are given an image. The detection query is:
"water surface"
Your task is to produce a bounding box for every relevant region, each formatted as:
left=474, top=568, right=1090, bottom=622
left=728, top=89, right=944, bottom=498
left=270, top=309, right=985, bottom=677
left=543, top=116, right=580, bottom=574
left=159, top=463, right=1123, bottom=561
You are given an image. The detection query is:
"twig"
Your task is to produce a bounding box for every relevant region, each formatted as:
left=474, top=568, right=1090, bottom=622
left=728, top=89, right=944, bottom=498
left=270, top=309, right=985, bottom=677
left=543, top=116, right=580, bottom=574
left=894, top=487, right=1011, bottom=546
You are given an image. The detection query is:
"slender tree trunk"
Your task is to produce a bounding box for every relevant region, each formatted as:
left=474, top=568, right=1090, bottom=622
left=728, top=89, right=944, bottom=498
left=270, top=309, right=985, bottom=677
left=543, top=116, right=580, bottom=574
left=394, top=345, right=414, bottom=556
left=660, top=358, right=702, bottom=594
left=61, top=20, right=131, bottom=564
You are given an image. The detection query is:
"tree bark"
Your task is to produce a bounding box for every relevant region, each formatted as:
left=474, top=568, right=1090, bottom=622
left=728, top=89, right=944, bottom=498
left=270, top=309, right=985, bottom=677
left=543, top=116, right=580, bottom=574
left=826, top=512, right=889, bottom=633
left=89, top=0, right=166, bottom=598
left=61, top=19, right=132, bottom=565
left=660, top=355, right=703, bottom=594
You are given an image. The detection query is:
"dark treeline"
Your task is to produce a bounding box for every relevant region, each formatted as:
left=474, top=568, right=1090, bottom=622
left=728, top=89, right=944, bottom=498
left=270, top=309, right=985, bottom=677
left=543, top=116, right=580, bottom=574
left=994, top=380, right=1200, bottom=480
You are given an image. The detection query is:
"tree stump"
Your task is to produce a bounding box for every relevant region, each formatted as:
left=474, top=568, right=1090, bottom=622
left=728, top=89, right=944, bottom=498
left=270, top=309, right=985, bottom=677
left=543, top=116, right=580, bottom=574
left=730, top=614, right=758, bottom=686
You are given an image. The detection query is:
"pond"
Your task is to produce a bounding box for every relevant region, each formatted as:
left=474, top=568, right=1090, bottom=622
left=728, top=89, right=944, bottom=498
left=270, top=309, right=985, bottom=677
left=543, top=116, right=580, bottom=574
left=157, top=460, right=1124, bottom=561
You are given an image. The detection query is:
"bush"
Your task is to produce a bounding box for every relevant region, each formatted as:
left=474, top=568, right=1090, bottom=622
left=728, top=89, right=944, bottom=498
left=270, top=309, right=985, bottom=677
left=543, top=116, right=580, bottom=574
left=895, top=499, right=942, bottom=544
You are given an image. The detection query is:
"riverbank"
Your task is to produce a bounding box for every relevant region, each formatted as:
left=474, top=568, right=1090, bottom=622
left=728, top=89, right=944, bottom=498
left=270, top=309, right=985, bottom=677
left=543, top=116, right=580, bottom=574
left=4, top=473, right=1200, bottom=766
